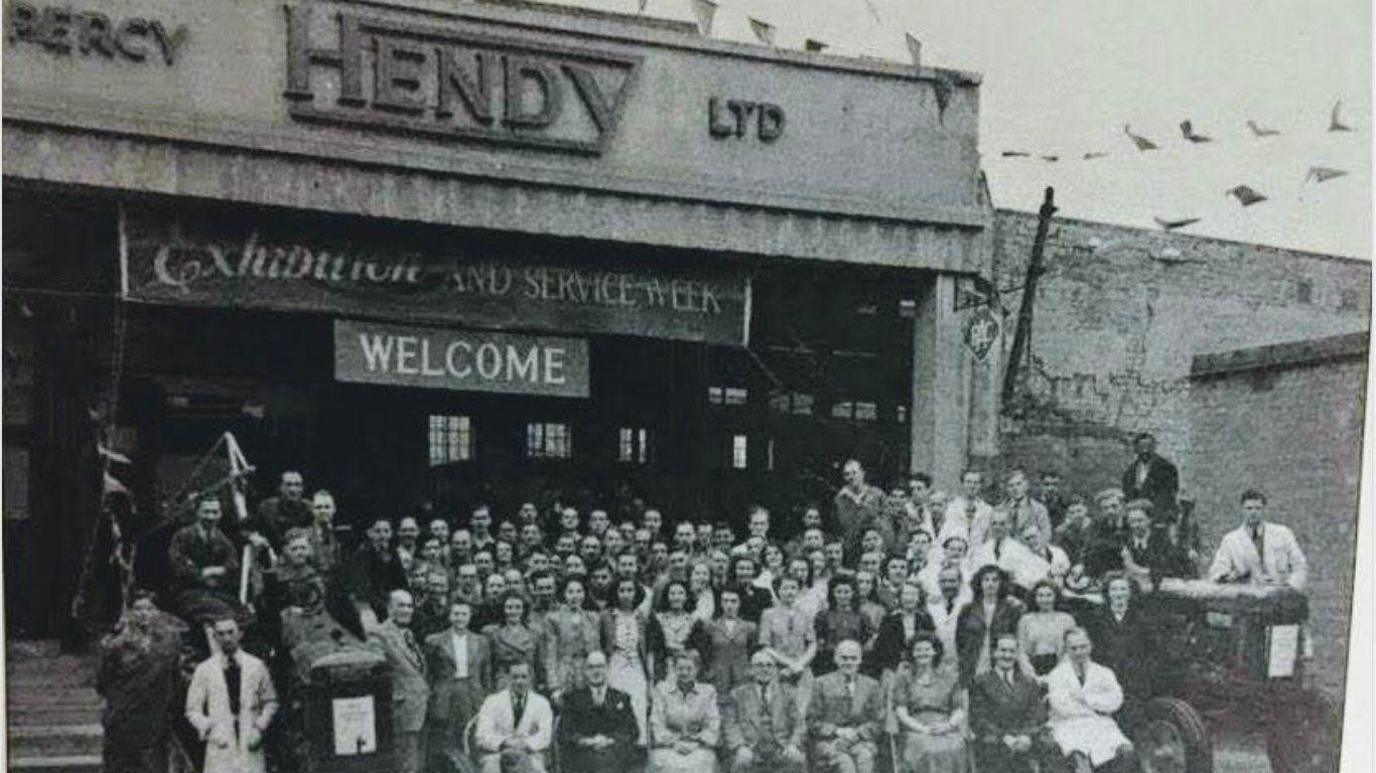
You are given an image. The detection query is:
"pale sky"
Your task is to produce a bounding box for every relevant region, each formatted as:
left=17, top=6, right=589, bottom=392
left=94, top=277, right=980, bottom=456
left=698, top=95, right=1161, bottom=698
left=544, top=0, right=1372, bottom=259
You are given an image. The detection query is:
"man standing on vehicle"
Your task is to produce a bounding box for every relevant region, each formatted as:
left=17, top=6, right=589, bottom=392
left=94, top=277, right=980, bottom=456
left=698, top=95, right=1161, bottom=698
left=1208, top=489, right=1308, bottom=590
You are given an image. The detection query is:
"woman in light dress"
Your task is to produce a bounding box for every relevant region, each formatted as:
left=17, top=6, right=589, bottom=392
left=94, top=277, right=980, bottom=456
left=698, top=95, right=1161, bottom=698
left=600, top=577, right=651, bottom=745
left=892, top=632, right=972, bottom=773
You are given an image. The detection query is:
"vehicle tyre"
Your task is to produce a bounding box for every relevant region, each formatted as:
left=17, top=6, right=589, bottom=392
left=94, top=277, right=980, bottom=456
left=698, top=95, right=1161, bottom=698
left=1134, top=696, right=1212, bottom=773
left=1266, top=690, right=1339, bottom=773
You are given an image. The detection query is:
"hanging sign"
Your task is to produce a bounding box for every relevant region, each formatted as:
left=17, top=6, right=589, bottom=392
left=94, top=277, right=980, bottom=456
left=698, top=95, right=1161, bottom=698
left=334, top=320, right=590, bottom=398
left=963, top=306, right=999, bottom=360
left=121, top=204, right=750, bottom=346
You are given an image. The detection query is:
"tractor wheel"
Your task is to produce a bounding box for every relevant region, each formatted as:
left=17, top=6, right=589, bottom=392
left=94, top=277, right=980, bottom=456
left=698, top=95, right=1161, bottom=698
left=1265, top=690, right=1340, bottom=773
left=1135, top=696, right=1213, bottom=773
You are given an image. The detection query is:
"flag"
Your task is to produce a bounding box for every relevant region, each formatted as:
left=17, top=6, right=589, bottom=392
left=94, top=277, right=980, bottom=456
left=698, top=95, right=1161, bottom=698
left=748, top=17, right=775, bottom=45
left=1305, top=166, right=1348, bottom=183
left=1225, top=185, right=1268, bottom=206
left=690, top=0, right=716, bottom=35
left=1123, top=124, right=1158, bottom=151
left=103, top=471, right=130, bottom=496
left=805, top=38, right=828, bottom=52
left=1246, top=119, right=1280, bottom=137
left=904, top=32, right=922, bottom=67
left=637, top=0, right=649, bottom=13
left=1329, top=100, right=1352, bottom=132
left=1154, top=216, right=1202, bottom=231
left=1180, top=120, right=1211, bottom=143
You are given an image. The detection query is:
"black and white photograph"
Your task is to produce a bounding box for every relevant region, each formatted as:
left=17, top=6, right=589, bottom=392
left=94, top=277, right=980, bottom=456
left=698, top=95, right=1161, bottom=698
left=1, top=1, right=1371, bottom=773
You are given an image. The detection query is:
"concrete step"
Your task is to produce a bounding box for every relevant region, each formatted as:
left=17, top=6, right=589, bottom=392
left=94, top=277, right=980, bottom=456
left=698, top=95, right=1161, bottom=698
left=6, top=725, right=104, bottom=759
left=4, top=686, right=102, bottom=708
left=6, top=705, right=103, bottom=726
left=6, top=754, right=103, bottom=773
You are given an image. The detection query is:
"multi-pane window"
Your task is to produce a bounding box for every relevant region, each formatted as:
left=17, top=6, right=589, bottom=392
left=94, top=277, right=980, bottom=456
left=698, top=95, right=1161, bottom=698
left=708, top=386, right=749, bottom=406
left=527, top=422, right=572, bottom=459
left=428, top=415, right=472, bottom=465
left=831, top=400, right=878, bottom=422
left=768, top=391, right=814, bottom=415
left=618, top=427, right=653, bottom=464
left=730, top=434, right=749, bottom=469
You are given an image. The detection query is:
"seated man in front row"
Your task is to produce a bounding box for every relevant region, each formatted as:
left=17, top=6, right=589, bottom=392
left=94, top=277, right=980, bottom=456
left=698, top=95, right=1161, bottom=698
left=723, top=650, right=806, bottom=773
left=969, top=633, right=1064, bottom=773
left=806, top=639, right=883, bottom=773
left=474, top=661, right=553, bottom=773
left=1046, top=628, right=1138, bottom=773
left=556, top=651, right=638, bottom=773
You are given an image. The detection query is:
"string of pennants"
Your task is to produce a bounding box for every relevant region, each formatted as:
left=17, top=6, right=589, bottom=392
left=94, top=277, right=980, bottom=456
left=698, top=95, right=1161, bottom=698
left=631, top=0, right=1360, bottom=233
left=995, top=104, right=1359, bottom=230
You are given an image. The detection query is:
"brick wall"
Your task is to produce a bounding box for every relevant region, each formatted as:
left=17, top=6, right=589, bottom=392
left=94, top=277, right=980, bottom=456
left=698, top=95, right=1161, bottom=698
left=1187, top=337, right=1367, bottom=699
left=988, top=209, right=1371, bottom=503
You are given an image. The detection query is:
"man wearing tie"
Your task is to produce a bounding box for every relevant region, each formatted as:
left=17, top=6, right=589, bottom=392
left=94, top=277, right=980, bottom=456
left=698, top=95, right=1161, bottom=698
left=1120, top=501, right=1194, bottom=584
left=368, top=590, right=430, bottom=773
left=425, top=601, right=492, bottom=773
left=557, top=651, right=638, bottom=773
left=939, top=470, right=994, bottom=549
left=1208, top=489, right=1308, bottom=590
left=185, top=616, right=278, bottom=773
left=474, top=661, right=554, bottom=773
left=806, top=640, right=882, bottom=773
left=968, top=633, right=1060, bottom=773
left=724, top=651, right=806, bottom=773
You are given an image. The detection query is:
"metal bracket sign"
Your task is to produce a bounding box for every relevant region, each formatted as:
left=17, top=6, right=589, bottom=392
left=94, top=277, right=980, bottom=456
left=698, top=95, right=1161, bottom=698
left=120, top=204, right=750, bottom=346
left=963, top=306, right=999, bottom=360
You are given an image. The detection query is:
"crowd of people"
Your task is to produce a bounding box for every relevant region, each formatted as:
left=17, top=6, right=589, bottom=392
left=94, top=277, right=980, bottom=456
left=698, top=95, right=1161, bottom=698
left=97, top=432, right=1311, bottom=773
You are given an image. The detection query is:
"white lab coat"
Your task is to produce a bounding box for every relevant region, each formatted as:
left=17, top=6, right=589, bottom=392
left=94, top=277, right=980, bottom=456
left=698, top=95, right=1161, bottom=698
left=185, top=651, right=278, bottom=773
left=1046, top=659, right=1130, bottom=767
left=474, top=688, right=553, bottom=771
left=963, top=537, right=1052, bottom=590
left=1207, top=522, right=1308, bottom=590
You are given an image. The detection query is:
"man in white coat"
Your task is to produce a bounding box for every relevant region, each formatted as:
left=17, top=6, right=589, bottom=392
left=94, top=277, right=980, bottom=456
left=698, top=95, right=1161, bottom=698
left=474, top=661, right=553, bottom=773
left=185, top=617, right=279, bottom=773
left=1208, top=489, right=1308, bottom=591
left=1046, top=628, right=1136, bottom=773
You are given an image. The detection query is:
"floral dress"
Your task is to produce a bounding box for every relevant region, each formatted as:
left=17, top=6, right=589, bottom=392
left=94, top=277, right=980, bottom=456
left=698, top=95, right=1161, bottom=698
left=542, top=607, right=601, bottom=696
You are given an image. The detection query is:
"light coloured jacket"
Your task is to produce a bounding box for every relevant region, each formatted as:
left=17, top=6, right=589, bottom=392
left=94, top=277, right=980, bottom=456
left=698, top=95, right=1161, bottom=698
left=474, top=688, right=553, bottom=754
left=1207, top=522, right=1308, bottom=590
left=185, top=651, right=278, bottom=773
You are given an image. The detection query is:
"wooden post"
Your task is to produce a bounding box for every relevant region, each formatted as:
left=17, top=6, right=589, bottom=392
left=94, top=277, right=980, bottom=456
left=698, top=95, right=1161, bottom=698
left=1001, top=187, right=1057, bottom=408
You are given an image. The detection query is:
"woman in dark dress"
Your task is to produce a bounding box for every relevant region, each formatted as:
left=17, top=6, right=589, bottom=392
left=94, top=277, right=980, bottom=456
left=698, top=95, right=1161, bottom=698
left=953, top=564, right=1023, bottom=686
left=813, top=574, right=874, bottom=676
left=870, top=580, right=935, bottom=678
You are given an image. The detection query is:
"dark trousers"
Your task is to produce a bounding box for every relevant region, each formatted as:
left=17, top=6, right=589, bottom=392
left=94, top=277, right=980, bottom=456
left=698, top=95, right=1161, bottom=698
left=103, top=740, right=168, bottom=773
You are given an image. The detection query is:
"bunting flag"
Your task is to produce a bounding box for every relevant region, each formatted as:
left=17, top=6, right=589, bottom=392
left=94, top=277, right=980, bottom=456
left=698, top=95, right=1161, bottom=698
left=748, top=17, right=775, bottom=46
left=1082, top=151, right=1109, bottom=160
left=1123, top=124, right=1159, bottom=151
left=1226, top=185, right=1268, bottom=206
left=1180, top=120, right=1212, bottom=143
left=1305, top=166, right=1349, bottom=183
left=103, top=470, right=131, bottom=496
left=904, top=32, right=922, bottom=67
left=1154, top=216, right=1202, bottom=231
left=98, top=443, right=132, bottom=465
left=861, top=0, right=882, bottom=23
left=805, top=38, right=828, bottom=53
left=1329, top=100, right=1352, bottom=132
left=637, top=0, right=649, bottom=13
left=1001, top=150, right=1030, bottom=158
left=1247, top=119, right=1280, bottom=137
left=690, top=0, right=716, bottom=35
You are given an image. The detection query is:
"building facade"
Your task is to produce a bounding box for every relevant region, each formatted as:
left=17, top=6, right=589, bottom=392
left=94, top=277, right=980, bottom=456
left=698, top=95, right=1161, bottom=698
left=3, top=0, right=993, bottom=635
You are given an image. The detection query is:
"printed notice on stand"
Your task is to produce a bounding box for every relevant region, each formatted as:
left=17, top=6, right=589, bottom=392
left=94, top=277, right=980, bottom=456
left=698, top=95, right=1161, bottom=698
left=1267, top=624, right=1300, bottom=678
left=332, top=696, right=377, bottom=756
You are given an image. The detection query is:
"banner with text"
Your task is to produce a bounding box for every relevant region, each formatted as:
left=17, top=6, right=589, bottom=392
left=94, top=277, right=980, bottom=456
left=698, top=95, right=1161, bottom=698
left=122, top=205, right=750, bottom=345
left=334, top=320, right=589, bottom=397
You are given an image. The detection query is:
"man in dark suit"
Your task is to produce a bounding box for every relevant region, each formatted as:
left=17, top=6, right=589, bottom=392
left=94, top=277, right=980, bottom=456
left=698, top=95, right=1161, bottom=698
left=424, top=600, right=492, bottom=773
left=968, top=633, right=1063, bottom=773
left=1121, top=433, right=1179, bottom=527
left=1121, top=500, right=1195, bottom=584
left=806, top=640, right=883, bottom=773
left=368, top=590, right=429, bottom=773
left=724, top=651, right=806, bottom=773
left=556, top=651, right=638, bottom=773
left=341, top=518, right=409, bottom=626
